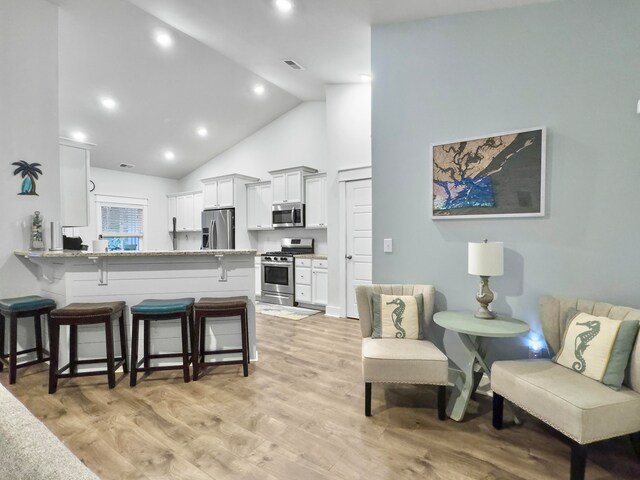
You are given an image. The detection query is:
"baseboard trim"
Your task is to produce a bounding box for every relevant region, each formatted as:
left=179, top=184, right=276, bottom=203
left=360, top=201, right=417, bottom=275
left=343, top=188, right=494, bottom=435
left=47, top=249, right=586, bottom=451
left=325, top=305, right=342, bottom=318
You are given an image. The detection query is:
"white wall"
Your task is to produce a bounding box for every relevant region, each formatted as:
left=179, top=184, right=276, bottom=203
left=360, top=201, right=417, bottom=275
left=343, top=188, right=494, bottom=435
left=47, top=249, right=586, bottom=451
left=325, top=84, right=372, bottom=315
left=178, top=102, right=328, bottom=191
left=0, top=0, right=59, bottom=298
left=73, top=167, right=179, bottom=251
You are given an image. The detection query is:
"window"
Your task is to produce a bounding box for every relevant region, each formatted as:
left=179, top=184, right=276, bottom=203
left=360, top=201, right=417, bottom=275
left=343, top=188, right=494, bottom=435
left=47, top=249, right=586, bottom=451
left=95, top=195, right=147, bottom=251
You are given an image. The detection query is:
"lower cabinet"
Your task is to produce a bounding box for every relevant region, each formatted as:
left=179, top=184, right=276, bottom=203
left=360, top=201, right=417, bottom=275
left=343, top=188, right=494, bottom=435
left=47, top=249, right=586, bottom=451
left=295, top=258, right=328, bottom=306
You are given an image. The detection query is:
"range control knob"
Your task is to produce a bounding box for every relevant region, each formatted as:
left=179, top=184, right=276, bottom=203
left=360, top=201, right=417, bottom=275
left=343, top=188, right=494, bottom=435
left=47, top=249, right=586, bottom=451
left=280, top=257, right=287, bottom=261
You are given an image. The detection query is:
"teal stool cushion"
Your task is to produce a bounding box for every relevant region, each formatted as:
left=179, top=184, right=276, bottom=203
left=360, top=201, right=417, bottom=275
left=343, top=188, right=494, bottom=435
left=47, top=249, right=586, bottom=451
left=131, top=298, right=194, bottom=315
left=0, top=295, right=56, bottom=313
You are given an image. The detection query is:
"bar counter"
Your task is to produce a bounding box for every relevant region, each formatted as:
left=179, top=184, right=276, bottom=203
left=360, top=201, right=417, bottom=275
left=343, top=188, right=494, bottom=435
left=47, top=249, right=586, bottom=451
left=15, top=249, right=258, bottom=369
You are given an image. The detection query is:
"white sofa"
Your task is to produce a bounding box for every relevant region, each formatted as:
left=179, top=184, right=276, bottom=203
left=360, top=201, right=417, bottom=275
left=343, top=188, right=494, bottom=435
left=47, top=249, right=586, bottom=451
left=0, top=382, right=99, bottom=480
left=491, top=295, right=640, bottom=480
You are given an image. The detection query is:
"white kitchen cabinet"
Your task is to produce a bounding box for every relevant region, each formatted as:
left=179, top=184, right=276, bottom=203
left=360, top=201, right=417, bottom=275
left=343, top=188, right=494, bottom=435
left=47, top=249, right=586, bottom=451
left=246, top=181, right=273, bottom=230
left=60, top=138, right=92, bottom=227
left=269, top=166, right=318, bottom=204
left=305, top=173, right=327, bottom=229
left=202, top=177, right=235, bottom=208
left=193, top=192, right=203, bottom=230
left=167, top=191, right=202, bottom=232
left=312, top=259, right=329, bottom=306
left=295, top=257, right=327, bottom=307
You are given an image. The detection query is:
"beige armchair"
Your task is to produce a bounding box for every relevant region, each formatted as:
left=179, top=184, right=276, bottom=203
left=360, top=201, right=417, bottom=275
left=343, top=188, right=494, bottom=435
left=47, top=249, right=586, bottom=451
left=491, top=295, right=640, bottom=480
left=355, top=284, right=449, bottom=419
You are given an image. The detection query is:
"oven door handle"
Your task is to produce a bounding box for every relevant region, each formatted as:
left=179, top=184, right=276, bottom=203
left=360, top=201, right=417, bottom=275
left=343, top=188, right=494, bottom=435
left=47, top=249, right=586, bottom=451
left=262, top=261, right=292, bottom=267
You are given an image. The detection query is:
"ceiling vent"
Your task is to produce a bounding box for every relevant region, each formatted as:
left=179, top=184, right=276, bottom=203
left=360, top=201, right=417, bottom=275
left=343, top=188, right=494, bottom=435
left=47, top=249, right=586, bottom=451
left=119, top=163, right=135, bottom=169
left=283, top=59, right=305, bottom=70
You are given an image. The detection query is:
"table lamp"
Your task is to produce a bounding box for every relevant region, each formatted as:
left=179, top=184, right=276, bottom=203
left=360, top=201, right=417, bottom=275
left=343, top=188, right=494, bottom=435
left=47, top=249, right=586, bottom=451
left=468, top=240, right=504, bottom=319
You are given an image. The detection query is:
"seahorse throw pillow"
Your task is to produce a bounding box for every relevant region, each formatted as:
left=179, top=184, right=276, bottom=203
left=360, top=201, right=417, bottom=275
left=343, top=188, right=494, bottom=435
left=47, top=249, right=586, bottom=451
left=371, top=293, right=423, bottom=340
left=553, top=311, right=640, bottom=390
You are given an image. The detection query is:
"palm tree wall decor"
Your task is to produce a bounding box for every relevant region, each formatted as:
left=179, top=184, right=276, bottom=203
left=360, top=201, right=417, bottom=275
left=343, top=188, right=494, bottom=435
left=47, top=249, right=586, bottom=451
left=12, top=160, right=43, bottom=195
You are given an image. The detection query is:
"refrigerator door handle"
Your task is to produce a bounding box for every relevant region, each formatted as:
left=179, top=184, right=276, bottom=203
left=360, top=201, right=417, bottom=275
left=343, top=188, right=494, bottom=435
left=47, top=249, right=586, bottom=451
left=212, top=220, right=218, bottom=249
left=207, top=219, right=214, bottom=249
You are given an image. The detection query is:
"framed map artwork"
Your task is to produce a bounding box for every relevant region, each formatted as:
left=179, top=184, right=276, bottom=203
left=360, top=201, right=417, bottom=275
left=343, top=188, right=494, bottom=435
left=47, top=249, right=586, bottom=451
left=431, top=127, right=545, bottom=219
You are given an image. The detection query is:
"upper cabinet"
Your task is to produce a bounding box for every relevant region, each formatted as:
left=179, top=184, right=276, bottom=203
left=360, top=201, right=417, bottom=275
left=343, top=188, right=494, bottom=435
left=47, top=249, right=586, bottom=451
left=269, top=166, right=317, bottom=204
left=246, top=181, right=273, bottom=230
left=167, top=191, right=202, bottom=231
left=202, top=174, right=258, bottom=209
left=304, top=173, right=327, bottom=229
left=59, top=138, right=92, bottom=227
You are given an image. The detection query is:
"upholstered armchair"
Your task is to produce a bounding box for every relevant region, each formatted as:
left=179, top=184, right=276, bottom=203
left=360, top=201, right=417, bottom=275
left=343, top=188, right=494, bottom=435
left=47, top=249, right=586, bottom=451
left=491, top=295, right=640, bottom=480
left=355, top=284, right=449, bottom=419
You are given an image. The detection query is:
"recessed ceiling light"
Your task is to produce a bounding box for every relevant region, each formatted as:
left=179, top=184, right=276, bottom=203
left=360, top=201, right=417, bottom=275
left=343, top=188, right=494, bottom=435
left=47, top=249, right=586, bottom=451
left=164, top=150, right=175, bottom=160
left=155, top=31, right=173, bottom=49
left=71, top=131, right=87, bottom=142
left=253, top=84, right=265, bottom=96
left=197, top=127, right=208, bottom=137
left=360, top=74, right=372, bottom=83
left=100, top=96, right=117, bottom=110
left=274, top=0, right=294, bottom=14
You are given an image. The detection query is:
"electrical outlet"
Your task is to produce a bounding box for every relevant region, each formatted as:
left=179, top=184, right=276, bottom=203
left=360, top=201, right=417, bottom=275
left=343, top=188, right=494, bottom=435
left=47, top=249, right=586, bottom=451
left=383, top=238, right=393, bottom=253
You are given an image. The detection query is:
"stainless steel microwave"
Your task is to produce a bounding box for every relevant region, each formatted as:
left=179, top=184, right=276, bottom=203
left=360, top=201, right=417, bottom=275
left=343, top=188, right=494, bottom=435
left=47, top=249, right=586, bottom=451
left=272, top=203, right=305, bottom=228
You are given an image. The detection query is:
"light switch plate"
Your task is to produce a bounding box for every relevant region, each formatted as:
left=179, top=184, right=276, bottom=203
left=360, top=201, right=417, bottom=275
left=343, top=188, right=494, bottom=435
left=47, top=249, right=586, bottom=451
left=383, top=238, right=393, bottom=253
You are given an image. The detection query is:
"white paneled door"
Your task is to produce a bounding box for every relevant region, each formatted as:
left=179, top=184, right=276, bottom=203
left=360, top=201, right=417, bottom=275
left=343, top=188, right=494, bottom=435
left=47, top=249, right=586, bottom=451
left=346, top=179, right=372, bottom=318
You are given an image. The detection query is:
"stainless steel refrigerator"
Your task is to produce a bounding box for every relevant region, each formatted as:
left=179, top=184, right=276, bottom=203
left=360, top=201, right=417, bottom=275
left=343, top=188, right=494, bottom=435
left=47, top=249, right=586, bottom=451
left=201, top=208, right=235, bottom=249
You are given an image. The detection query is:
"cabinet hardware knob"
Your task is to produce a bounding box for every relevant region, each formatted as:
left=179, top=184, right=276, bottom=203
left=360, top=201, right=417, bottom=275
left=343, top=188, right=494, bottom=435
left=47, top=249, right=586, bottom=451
left=346, top=255, right=353, bottom=260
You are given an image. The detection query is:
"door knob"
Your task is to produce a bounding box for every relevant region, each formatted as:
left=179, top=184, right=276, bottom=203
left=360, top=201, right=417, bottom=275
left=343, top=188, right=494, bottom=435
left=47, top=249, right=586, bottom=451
left=345, top=255, right=353, bottom=260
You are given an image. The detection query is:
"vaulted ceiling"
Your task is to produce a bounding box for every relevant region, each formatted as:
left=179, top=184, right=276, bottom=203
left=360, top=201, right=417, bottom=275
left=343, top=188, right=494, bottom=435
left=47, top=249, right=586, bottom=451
left=55, top=0, right=553, bottom=179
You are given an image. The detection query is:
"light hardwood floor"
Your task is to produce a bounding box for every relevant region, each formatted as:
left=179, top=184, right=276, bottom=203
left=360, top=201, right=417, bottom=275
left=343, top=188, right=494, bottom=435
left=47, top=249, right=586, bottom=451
left=2, top=312, right=639, bottom=479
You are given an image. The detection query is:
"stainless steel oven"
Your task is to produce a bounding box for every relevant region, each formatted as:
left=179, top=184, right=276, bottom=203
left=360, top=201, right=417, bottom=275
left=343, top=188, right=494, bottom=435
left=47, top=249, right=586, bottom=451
left=261, top=254, right=295, bottom=306
left=260, top=238, right=314, bottom=306
left=272, top=202, right=305, bottom=228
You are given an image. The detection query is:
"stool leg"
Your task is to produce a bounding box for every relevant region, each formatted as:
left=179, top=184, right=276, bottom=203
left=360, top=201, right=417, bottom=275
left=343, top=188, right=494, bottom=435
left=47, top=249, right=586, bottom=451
left=199, top=314, right=205, bottom=362
left=0, top=313, right=5, bottom=372
left=180, top=313, right=190, bottom=383
left=241, top=309, right=248, bottom=377
left=69, top=324, right=78, bottom=375
left=105, top=317, right=116, bottom=389
left=245, top=307, right=250, bottom=365
left=48, top=320, right=60, bottom=394
left=193, top=313, right=200, bottom=381
left=34, top=314, right=44, bottom=362
left=9, top=313, right=18, bottom=384
left=130, top=315, right=139, bottom=387
left=118, top=311, right=129, bottom=374
left=143, top=318, right=150, bottom=371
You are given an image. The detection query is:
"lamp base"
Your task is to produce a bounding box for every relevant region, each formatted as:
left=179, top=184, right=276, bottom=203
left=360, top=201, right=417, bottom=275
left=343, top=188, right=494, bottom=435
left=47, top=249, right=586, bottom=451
left=474, top=275, right=497, bottom=319
left=474, top=306, right=497, bottom=319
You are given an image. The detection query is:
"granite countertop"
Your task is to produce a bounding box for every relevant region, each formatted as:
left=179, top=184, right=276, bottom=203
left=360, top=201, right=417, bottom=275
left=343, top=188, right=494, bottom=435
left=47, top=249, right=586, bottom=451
left=15, top=249, right=257, bottom=258
left=293, top=254, right=328, bottom=260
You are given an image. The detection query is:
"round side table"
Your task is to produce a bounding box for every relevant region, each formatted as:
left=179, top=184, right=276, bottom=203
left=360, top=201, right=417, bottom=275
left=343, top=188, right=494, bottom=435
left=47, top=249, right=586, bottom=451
left=434, top=311, right=529, bottom=421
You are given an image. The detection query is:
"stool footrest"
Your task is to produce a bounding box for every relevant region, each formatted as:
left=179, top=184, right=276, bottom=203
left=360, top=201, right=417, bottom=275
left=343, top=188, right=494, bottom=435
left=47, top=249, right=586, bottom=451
left=1, top=346, right=49, bottom=359
left=200, top=348, right=243, bottom=356
left=57, top=358, right=126, bottom=377
left=198, top=359, right=246, bottom=368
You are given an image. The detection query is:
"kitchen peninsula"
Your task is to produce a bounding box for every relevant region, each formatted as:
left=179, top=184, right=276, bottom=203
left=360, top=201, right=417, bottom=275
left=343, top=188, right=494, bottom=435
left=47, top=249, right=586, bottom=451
left=14, top=249, right=257, bottom=367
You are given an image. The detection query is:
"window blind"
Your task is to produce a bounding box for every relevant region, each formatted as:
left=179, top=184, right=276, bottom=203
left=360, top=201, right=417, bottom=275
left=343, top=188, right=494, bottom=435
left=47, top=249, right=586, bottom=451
left=100, top=205, right=144, bottom=237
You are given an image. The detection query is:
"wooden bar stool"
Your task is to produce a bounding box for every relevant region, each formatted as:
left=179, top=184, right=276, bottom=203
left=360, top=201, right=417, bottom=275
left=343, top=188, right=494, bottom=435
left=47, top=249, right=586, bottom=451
left=0, top=295, right=56, bottom=384
left=48, top=301, right=128, bottom=394
left=129, top=298, right=195, bottom=386
left=193, top=296, right=249, bottom=380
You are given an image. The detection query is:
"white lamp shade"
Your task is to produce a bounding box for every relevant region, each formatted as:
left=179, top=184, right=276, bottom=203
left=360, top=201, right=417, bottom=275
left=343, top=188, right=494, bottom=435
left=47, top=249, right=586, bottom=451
left=468, top=241, right=504, bottom=276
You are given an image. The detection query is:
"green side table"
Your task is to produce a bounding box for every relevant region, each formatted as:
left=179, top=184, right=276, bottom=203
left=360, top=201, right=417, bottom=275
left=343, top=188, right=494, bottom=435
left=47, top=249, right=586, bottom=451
left=433, top=311, right=529, bottom=421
